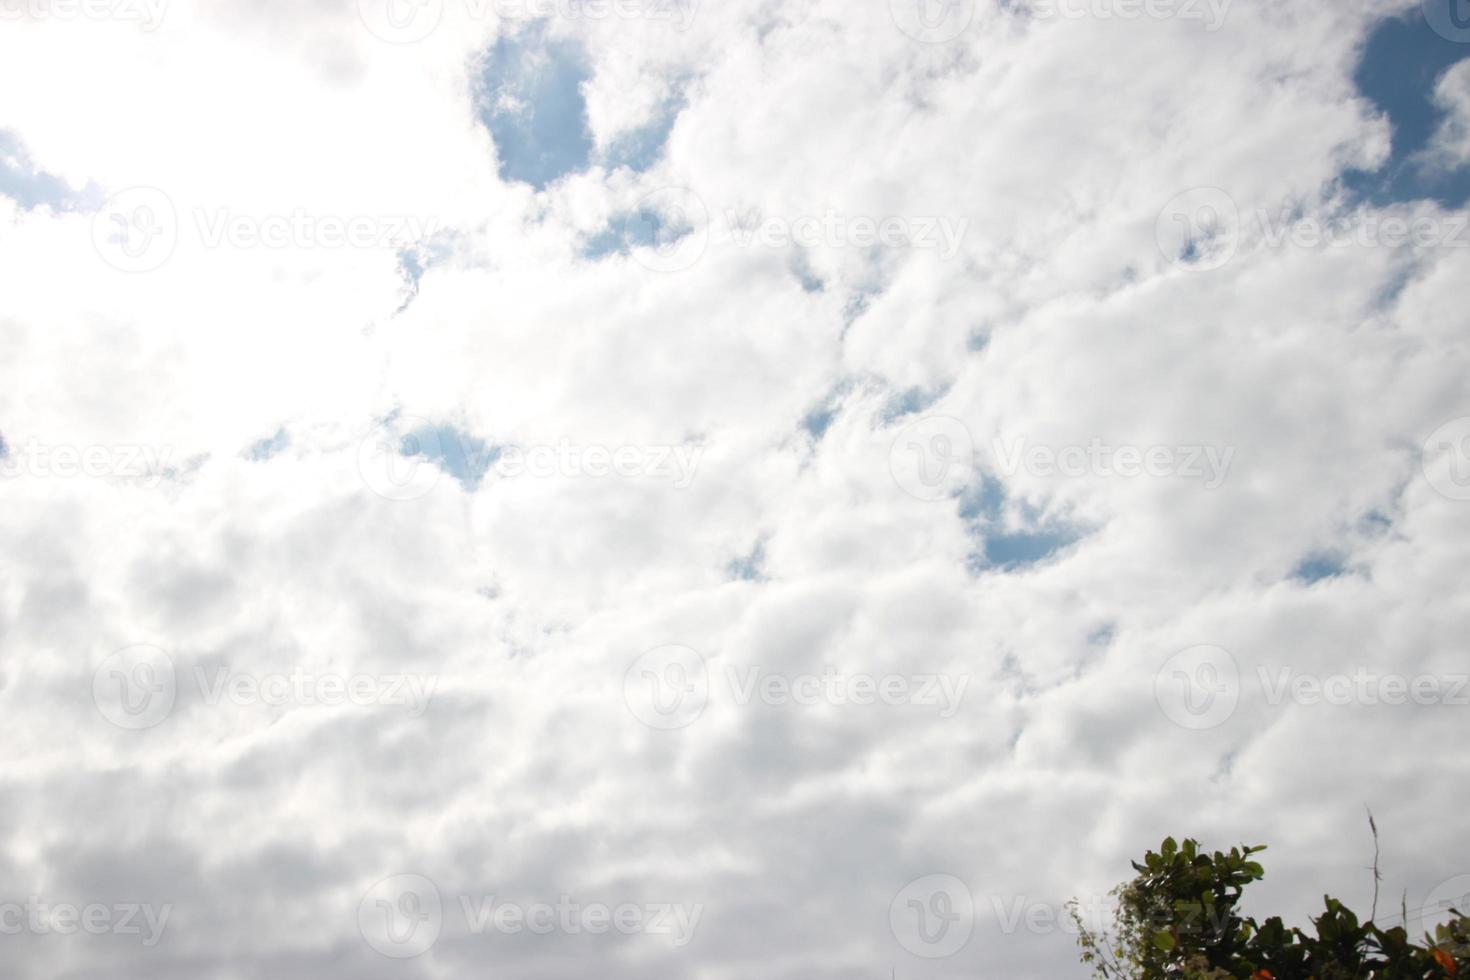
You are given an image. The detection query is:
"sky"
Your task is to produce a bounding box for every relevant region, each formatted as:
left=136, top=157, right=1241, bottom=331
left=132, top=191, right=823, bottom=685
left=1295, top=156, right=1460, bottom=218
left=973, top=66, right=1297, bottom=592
left=1, top=0, right=1469, bottom=978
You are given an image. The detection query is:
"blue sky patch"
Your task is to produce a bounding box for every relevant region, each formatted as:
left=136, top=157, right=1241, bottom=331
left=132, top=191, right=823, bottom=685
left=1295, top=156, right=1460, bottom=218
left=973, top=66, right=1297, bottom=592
left=584, top=207, right=662, bottom=256
left=799, top=382, right=856, bottom=441
left=395, top=231, right=458, bottom=314
left=1290, top=552, right=1349, bottom=584
left=801, top=404, right=836, bottom=441
left=961, top=475, right=1086, bottom=572
left=244, top=427, right=290, bottom=462
left=1359, top=509, right=1395, bottom=534
left=602, top=98, right=684, bottom=174
left=789, top=249, right=825, bottom=294
left=0, top=130, right=98, bottom=213
left=584, top=204, right=697, bottom=260
left=1345, top=12, right=1470, bottom=207
left=397, top=248, right=425, bottom=294
left=958, top=475, right=1007, bottom=524
left=975, top=526, right=1084, bottom=571
left=881, top=386, right=948, bottom=424
left=603, top=117, right=672, bottom=173
left=727, top=539, right=768, bottom=582
left=476, top=25, right=594, bottom=190
left=841, top=284, right=884, bottom=328
left=401, top=423, right=500, bottom=491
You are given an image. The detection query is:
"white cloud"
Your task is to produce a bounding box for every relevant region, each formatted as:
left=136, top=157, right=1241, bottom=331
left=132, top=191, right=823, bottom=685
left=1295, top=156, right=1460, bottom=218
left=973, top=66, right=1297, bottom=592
left=1425, top=58, right=1470, bottom=170
left=0, top=0, right=1467, bottom=977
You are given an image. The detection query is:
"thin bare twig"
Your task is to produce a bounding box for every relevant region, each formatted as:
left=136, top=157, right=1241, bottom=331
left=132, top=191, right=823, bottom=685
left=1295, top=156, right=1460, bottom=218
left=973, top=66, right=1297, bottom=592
left=1366, top=807, right=1382, bottom=923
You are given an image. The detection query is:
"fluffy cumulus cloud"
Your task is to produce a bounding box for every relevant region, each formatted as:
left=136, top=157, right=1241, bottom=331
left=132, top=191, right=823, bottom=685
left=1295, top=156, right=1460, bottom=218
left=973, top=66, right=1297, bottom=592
left=1428, top=58, right=1470, bottom=169
left=1, top=0, right=1468, bottom=977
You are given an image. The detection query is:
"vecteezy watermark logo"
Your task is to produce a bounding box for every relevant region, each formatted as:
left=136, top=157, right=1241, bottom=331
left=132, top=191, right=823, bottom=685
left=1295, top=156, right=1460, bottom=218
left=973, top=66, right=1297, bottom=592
left=95, top=192, right=438, bottom=270
left=890, top=0, right=976, bottom=43
left=1159, top=189, right=1470, bottom=272
left=358, top=418, right=706, bottom=502
left=459, top=894, right=703, bottom=946
left=357, top=0, right=443, bottom=42
left=194, top=666, right=439, bottom=716
left=624, top=645, right=709, bottom=730
left=724, top=666, right=970, bottom=718
left=890, top=874, right=975, bottom=959
left=0, top=899, right=172, bottom=946
left=1258, top=667, right=1469, bottom=708
left=609, top=197, right=971, bottom=270
left=1424, top=0, right=1470, bottom=43
left=0, top=440, right=175, bottom=488
left=625, top=187, right=709, bottom=273
left=1028, top=0, right=1231, bottom=30
left=724, top=209, right=970, bottom=259
left=92, top=186, right=178, bottom=273
left=626, top=653, right=970, bottom=729
left=1157, top=187, right=1239, bottom=272
left=995, top=893, right=1113, bottom=936
left=359, top=0, right=696, bottom=39
left=992, top=437, right=1235, bottom=489
left=1154, top=645, right=1240, bottom=731
left=358, top=417, right=445, bottom=503
left=95, top=649, right=438, bottom=730
left=92, top=645, right=177, bottom=730
left=359, top=875, right=703, bottom=955
left=1005, top=892, right=1233, bottom=938
left=493, top=0, right=699, bottom=29
left=359, top=875, right=443, bottom=958
left=0, top=0, right=169, bottom=30
left=1422, top=416, right=1470, bottom=502
left=192, top=209, right=438, bottom=251
left=487, top=442, right=703, bottom=487
left=889, top=416, right=976, bottom=502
